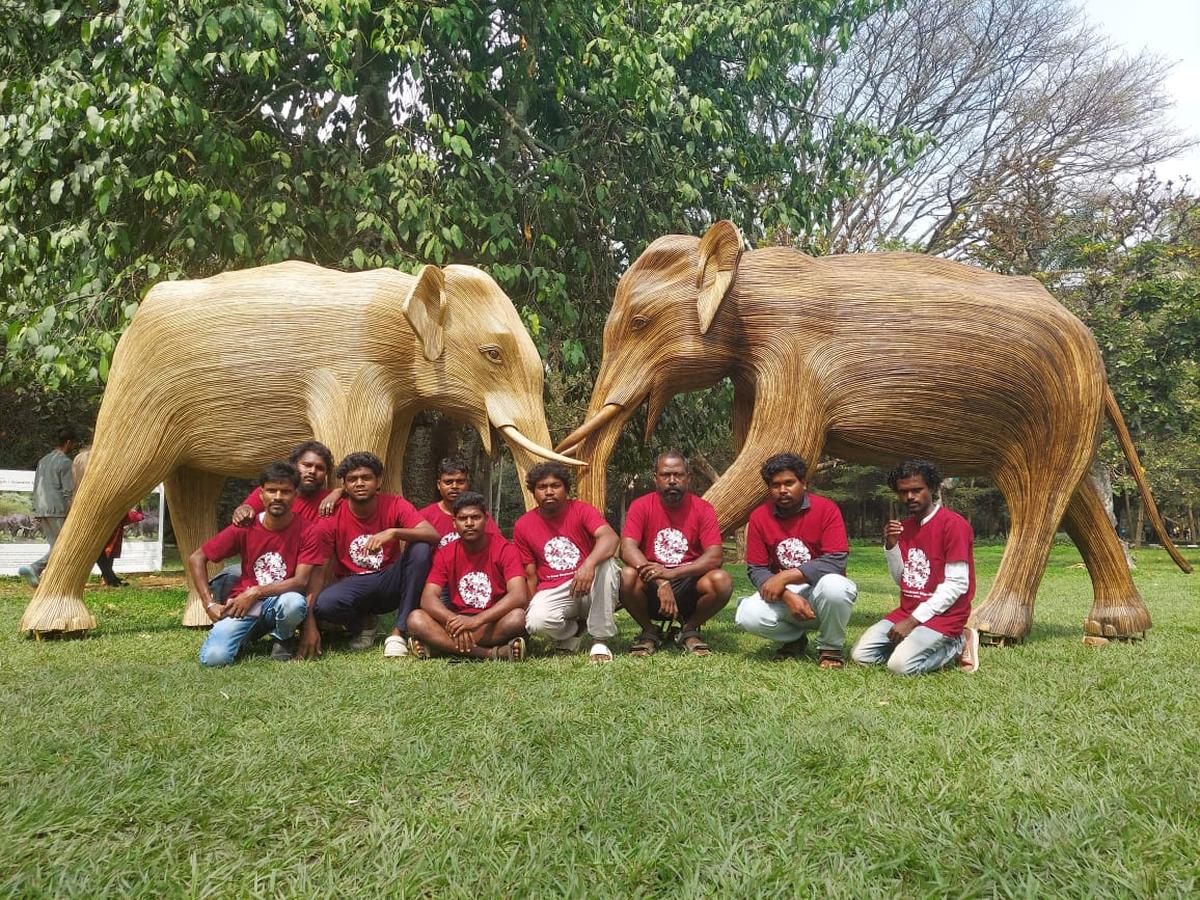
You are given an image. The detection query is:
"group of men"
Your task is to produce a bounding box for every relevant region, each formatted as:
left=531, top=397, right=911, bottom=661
left=189, top=442, right=979, bottom=675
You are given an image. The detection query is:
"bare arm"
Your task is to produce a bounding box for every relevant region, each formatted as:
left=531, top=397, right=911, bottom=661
left=187, top=548, right=223, bottom=622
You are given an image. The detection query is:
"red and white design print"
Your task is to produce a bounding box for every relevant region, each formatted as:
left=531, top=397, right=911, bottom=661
left=902, top=547, right=931, bottom=590
left=652, top=528, right=688, bottom=566
left=542, top=536, right=582, bottom=572
left=457, top=571, right=493, bottom=609
left=776, top=537, right=811, bottom=569
left=349, top=534, right=384, bottom=571
left=439, top=531, right=460, bottom=548
left=252, top=551, right=287, bottom=585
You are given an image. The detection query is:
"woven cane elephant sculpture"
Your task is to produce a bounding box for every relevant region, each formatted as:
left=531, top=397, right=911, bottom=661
left=21, top=261, right=579, bottom=635
left=557, top=221, right=1191, bottom=642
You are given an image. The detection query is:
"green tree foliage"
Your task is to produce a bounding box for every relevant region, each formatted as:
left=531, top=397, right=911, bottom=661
left=1, top=0, right=906, bottom=404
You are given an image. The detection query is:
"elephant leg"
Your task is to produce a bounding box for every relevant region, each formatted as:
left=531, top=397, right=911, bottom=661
left=1062, top=474, right=1151, bottom=639
left=165, top=468, right=227, bottom=628
left=20, top=442, right=177, bottom=636
left=969, top=459, right=1080, bottom=645
left=381, top=410, right=415, bottom=495
left=705, top=390, right=828, bottom=531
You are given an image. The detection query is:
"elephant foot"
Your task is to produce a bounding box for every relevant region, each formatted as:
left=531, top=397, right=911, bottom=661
left=969, top=592, right=1032, bottom=646
left=181, top=593, right=212, bottom=628
left=1083, top=599, right=1150, bottom=641
left=20, top=594, right=96, bottom=636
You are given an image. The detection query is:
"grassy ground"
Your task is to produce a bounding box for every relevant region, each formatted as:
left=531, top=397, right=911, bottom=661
left=0, top=543, right=1197, bottom=897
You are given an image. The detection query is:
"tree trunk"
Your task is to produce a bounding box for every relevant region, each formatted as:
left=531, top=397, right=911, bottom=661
left=1133, top=501, right=1145, bottom=549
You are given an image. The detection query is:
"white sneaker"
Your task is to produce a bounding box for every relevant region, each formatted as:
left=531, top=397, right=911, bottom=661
left=589, top=641, right=614, bottom=663
left=383, top=634, right=409, bottom=658
left=348, top=615, right=379, bottom=651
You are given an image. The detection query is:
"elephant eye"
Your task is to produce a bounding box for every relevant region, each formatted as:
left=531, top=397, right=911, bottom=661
left=480, top=344, right=502, bottom=363
left=631, top=314, right=649, bottom=330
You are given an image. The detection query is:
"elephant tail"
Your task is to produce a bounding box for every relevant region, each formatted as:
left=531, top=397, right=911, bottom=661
left=1105, top=384, right=1192, bottom=573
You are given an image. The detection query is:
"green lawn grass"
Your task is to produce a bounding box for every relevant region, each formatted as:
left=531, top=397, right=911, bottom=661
left=1, top=543, right=1197, bottom=897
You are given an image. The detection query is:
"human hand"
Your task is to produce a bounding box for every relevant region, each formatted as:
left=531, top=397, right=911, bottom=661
left=887, top=615, right=918, bottom=642
left=570, top=562, right=596, bottom=597
left=318, top=488, right=342, bottom=517
left=204, top=600, right=226, bottom=624
left=232, top=504, right=255, bottom=527
left=364, top=530, right=393, bottom=553
left=782, top=588, right=816, bottom=621
left=884, top=520, right=903, bottom=549
left=656, top=580, right=677, bottom=618
left=296, top=618, right=322, bottom=659
left=226, top=586, right=261, bottom=618
left=638, top=563, right=666, bottom=583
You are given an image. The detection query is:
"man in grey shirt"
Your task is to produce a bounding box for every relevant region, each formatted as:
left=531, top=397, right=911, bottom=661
left=19, top=426, right=80, bottom=587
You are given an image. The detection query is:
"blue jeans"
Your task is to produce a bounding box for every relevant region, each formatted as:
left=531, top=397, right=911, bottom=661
left=850, top=618, right=965, bottom=675
left=199, top=591, right=307, bottom=667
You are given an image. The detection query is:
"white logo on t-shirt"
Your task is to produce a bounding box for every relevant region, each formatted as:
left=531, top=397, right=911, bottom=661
left=458, top=571, right=492, bottom=609
left=902, top=548, right=931, bottom=590
left=776, top=537, right=811, bottom=569
left=439, top=532, right=460, bottom=548
left=653, top=528, right=688, bottom=566
left=253, top=551, right=287, bottom=585
left=349, top=534, right=384, bottom=570
left=543, top=536, right=581, bottom=572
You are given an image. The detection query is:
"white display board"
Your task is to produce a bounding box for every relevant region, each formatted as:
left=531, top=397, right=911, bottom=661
left=0, top=470, right=164, bottom=576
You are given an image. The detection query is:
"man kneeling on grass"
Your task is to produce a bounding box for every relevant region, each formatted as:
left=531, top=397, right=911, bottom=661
left=190, top=462, right=323, bottom=666
left=406, top=492, right=529, bottom=661
left=851, top=459, right=980, bottom=675
left=734, top=453, right=858, bottom=668
left=513, top=462, right=620, bottom=662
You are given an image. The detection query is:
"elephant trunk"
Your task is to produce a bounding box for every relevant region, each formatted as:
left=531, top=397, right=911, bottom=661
left=488, top=399, right=583, bottom=511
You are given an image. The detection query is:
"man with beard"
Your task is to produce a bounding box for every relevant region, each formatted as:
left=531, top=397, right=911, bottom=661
left=851, top=459, right=980, bottom=674
left=297, top=451, right=438, bottom=657
left=189, top=462, right=323, bottom=665
left=734, top=453, right=858, bottom=668
left=619, top=451, right=731, bottom=657
left=406, top=492, right=528, bottom=661
left=513, top=462, right=619, bottom=662
left=232, top=440, right=341, bottom=524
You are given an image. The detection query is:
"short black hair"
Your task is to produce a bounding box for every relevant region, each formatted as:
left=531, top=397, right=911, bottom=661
left=55, top=426, right=79, bottom=445
left=452, top=491, right=489, bottom=515
left=288, top=440, right=333, bottom=472
left=260, top=461, right=300, bottom=488
left=336, top=451, right=384, bottom=480
left=760, top=453, right=808, bottom=484
left=654, top=450, right=689, bottom=472
left=438, top=456, right=470, bottom=477
left=887, top=459, right=943, bottom=493
left=525, top=461, right=572, bottom=492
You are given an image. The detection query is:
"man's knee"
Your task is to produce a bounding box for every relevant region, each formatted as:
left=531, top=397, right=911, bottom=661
left=813, top=574, right=857, bottom=607
left=278, top=591, right=307, bottom=623
left=405, top=540, right=433, bottom=569
left=406, top=609, right=435, bottom=637
left=619, top=565, right=639, bottom=593
left=734, top=594, right=769, bottom=631
left=525, top=593, right=564, bottom=634
left=199, top=642, right=237, bottom=668
left=700, top=568, right=733, bottom=599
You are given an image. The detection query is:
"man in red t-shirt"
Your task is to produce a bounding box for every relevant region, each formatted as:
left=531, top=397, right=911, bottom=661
left=620, top=451, right=732, bottom=656
left=513, top=462, right=619, bottom=662
left=406, top=492, right=529, bottom=660
left=189, top=462, right=324, bottom=666
left=208, top=441, right=343, bottom=605
left=734, top=453, right=859, bottom=667
left=851, top=459, right=980, bottom=674
left=296, top=451, right=438, bottom=658
left=382, top=456, right=502, bottom=658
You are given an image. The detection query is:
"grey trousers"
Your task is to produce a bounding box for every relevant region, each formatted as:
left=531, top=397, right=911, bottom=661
left=31, top=516, right=65, bottom=575
left=526, top=558, right=619, bottom=647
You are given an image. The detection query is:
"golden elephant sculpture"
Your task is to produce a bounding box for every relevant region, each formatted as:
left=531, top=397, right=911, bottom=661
left=21, top=261, right=579, bottom=636
left=557, top=221, right=1192, bottom=643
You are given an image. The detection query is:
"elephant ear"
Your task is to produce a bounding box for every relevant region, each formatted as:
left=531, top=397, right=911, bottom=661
left=694, top=220, right=743, bottom=335
left=402, top=265, right=448, bottom=361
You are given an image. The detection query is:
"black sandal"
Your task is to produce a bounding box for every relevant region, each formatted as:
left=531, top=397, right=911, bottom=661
left=677, top=629, right=711, bottom=656
left=629, top=630, right=662, bottom=657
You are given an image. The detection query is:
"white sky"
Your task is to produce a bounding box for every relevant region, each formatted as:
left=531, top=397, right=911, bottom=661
left=1082, top=0, right=1200, bottom=185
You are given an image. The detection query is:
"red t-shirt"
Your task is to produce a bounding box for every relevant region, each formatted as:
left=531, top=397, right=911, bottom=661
left=746, top=493, right=849, bottom=571
left=622, top=492, right=721, bottom=568
left=201, top=515, right=321, bottom=599
left=309, top=494, right=426, bottom=578
left=512, top=500, right=609, bottom=590
left=885, top=506, right=975, bottom=636
left=426, top=535, right=524, bottom=615
left=418, top=502, right=503, bottom=549
left=242, top=486, right=336, bottom=523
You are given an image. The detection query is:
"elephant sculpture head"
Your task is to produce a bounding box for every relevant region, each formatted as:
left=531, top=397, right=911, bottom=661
left=556, top=221, right=746, bottom=509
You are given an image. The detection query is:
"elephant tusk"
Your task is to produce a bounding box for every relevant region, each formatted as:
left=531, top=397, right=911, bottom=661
left=499, top=425, right=586, bottom=467
left=553, top=403, right=625, bottom=454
